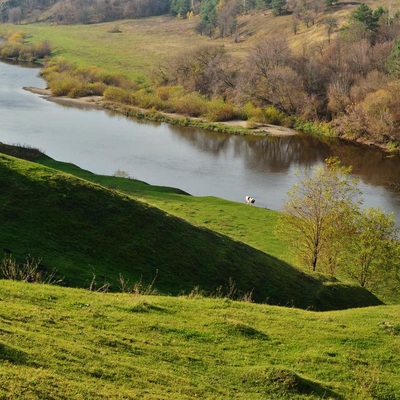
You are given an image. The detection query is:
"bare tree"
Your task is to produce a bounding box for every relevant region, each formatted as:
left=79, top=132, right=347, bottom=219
left=325, top=16, right=337, bottom=44
left=8, top=7, right=22, bottom=24
left=217, top=0, right=241, bottom=38
left=167, top=45, right=239, bottom=98
left=248, top=35, right=293, bottom=76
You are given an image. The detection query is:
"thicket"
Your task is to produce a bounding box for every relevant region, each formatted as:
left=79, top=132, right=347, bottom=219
left=279, top=157, right=400, bottom=294
left=0, top=31, right=51, bottom=62
left=159, top=4, right=400, bottom=146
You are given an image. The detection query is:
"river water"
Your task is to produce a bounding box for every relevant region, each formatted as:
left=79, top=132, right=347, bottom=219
left=1, top=61, right=400, bottom=223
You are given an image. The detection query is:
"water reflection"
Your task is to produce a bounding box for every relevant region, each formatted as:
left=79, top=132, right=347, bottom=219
left=169, top=126, right=328, bottom=172
left=169, top=123, right=400, bottom=185
left=168, top=124, right=400, bottom=216
left=1, top=60, right=400, bottom=224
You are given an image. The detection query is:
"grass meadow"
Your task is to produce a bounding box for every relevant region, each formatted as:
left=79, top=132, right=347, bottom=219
left=0, top=280, right=399, bottom=399
left=0, top=17, right=212, bottom=83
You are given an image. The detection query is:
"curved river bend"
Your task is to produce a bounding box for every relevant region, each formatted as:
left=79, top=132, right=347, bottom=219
left=1, top=61, right=400, bottom=224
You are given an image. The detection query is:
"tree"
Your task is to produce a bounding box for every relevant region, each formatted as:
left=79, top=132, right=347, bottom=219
left=325, top=16, right=337, bottom=44
left=280, top=157, right=362, bottom=271
left=216, top=0, right=240, bottom=37
left=171, top=0, right=191, bottom=17
left=167, top=45, right=238, bottom=97
left=271, top=0, right=287, bottom=16
left=199, top=0, right=219, bottom=36
left=8, top=7, right=22, bottom=24
left=348, top=207, right=399, bottom=288
left=350, top=4, right=378, bottom=33
left=248, top=35, right=292, bottom=76
left=386, top=40, right=400, bottom=78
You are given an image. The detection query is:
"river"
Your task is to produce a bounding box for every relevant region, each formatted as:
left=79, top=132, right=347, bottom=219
left=1, top=61, right=400, bottom=223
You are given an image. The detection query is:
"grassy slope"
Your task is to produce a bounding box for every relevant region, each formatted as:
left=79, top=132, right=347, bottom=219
left=0, top=280, right=399, bottom=399
left=0, top=145, right=383, bottom=310
left=39, top=156, right=400, bottom=305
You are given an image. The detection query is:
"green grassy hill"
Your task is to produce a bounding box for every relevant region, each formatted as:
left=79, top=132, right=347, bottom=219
left=0, top=280, right=399, bottom=399
left=0, top=144, right=383, bottom=310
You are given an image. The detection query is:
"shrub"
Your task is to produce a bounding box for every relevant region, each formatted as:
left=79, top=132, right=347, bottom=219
left=0, top=254, right=62, bottom=284
left=33, top=41, right=52, bottom=59
left=97, top=71, right=130, bottom=88
left=7, top=31, right=25, bottom=44
left=41, top=59, right=72, bottom=77
left=242, top=102, right=264, bottom=122
left=294, top=119, right=335, bottom=137
left=68, top=83, right=92, bottom=98
left=18, top=45, right=35, bottom=62
left=88, top=82, right=107, bottom=96
left=1, top=43, right=21, bottom=59
left=0, top=33, right=51, bottom=62
left=133, top=88, right=161, bottom=109
left=264, top=106, right=287, bottom=125
left=104, top=86, right=135, bottom=104
left=48, top=75, right=77, bottom=96
left=170, top=91, right=208, bottom=117
left=155, top=85, right=184, bottom=101
left=206, top=99, right=238, bottom=122
left=74, top=66, right=100, bottom=82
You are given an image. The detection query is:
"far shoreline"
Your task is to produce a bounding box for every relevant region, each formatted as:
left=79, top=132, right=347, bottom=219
left=23, top=86, right=299, bottom=137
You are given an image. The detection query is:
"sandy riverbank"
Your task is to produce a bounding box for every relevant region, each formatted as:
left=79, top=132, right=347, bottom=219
left=23, top=86, right=298, bottom=137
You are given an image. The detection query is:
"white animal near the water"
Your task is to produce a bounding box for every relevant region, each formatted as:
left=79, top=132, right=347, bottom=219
left=245, top=196, right=255, bottom=206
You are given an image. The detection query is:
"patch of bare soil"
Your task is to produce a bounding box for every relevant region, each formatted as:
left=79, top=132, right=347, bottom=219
left=220, top=120, right=298, bottom=136
left=24, top=87, right=104, bottom=109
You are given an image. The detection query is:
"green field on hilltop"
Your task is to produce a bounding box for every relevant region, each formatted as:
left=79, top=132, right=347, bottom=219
left=0, top=280, right=399, bottom=399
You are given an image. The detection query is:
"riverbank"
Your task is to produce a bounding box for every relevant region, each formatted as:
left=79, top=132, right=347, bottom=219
left=23, top=85, right=400, bottom=153
left=23, top=86, right=299, bottom=137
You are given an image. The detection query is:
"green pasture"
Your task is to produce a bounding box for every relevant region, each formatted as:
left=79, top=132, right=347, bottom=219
left=0, top=17, right=214, bottom=83
left=0, top=280, right=399, bottom=399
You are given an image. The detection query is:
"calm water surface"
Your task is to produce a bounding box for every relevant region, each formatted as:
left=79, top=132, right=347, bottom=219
left=1, top=61, right=400, bottom=223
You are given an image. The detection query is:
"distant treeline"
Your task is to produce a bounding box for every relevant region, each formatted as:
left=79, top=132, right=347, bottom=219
left=1, top=0, right=335, bottom=25
left=0, top=0, right=171, bottom=24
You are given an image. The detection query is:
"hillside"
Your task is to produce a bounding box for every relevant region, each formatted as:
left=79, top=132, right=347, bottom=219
left=0, top=144, right=384, bottom=310
left=0, top=280, right=399, bottom=399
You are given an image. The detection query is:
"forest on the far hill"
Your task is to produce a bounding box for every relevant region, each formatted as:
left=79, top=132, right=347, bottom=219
left=1, top=0, right=276, bottom=24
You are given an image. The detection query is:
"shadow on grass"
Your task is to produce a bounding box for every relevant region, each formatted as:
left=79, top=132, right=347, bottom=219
left=243, top=367, right=345, bottom=399
left=0, top=147, right=384, bottom=311
left=0, top=343, right=28, bottom=365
